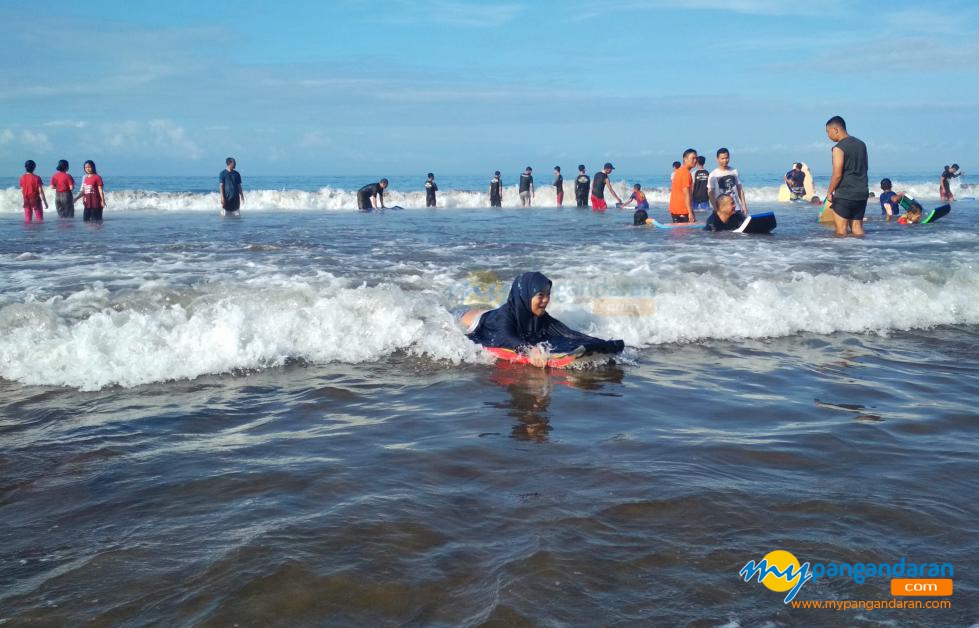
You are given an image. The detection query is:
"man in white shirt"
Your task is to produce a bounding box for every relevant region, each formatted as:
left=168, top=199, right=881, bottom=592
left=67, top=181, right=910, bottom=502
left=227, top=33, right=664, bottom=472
left=707, top=147, right=750, bottom=216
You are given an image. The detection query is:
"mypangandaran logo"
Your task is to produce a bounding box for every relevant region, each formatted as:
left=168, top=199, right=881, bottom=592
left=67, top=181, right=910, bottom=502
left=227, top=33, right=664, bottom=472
left=740, top=550, right=811, bottom=603
left=740, top=551, right=954, bottom=604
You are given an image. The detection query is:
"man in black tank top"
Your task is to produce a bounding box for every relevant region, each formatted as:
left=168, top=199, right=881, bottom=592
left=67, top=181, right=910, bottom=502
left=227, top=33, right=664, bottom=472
left=574, top=164, right=589, bottom=207
left=590, top=162, right=622, bottom=210
left=489, top=170, right=502, bottom=207
left=825, top=115, right=868, bottom=237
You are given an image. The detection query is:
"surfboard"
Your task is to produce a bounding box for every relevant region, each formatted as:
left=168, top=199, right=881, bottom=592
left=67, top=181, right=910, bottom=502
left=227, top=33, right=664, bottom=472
left=734, top=212, right=776, bottom=234
left=818, top=199, right=838, bottom=223
left=777, top=184, right=792, bottom=202
left=485, top=346, right=582, bottom=369
left=651, top=219, right=699, bottom=229
left=921, top=204, right=951, bottom=224
left=388, top=205, right=405, bottom=210
left=801, top=162, right=815, bottom=198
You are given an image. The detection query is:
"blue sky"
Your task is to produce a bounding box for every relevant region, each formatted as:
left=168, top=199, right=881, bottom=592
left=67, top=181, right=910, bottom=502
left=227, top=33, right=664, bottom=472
left=1, top=0, right=977, bottom=176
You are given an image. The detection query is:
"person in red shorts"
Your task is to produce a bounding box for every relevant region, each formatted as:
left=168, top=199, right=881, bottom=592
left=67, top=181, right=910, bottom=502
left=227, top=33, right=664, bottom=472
left=75, top=160, right=106, bottom=222
left=20, top=160, right=48, bottom=223
left=669, top=149, right=698, bottom=223
left=590, top=162, right=621, bottom=210
left=50, top=159, right=75, bottom=218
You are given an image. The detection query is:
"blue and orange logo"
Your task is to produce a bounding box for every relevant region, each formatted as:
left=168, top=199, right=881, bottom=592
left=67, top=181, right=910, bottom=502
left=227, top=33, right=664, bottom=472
left=739, top=550, right=812, bottom=603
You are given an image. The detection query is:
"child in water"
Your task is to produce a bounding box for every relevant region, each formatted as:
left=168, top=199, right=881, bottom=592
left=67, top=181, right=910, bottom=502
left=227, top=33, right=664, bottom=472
left=898, top=201, right=923, bottom=224
left=619, top=184, right=650, bottom=225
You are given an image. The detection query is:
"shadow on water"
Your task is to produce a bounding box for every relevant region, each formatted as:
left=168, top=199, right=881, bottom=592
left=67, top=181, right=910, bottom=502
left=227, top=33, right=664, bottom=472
left=486, top=363, right=625, bottom=442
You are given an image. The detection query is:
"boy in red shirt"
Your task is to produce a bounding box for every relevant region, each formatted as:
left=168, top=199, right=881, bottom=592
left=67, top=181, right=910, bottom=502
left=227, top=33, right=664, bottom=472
left=668, top=149, right=698, bottom=223
left=20, top=160, right=48, bottom=223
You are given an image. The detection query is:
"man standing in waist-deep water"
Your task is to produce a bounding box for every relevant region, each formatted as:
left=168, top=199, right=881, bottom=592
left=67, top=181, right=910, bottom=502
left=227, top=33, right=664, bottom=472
left=219, top=157, right=244, bottom=216
left=574, top=164, right=590, bottom=207
left=825, top=115, right=869, bottom=237
left=553, top=166, right=564, bottom=207
left=590, top=162, right=622, bottom=211
left=425, top=172, right=438, bottom=207
left=489, top=171, right=503, bottom=207
left=692, top=155, right=710, bottom=211
left=519, top=167, right=534, bottom=207
left=669, top=149, right=698, bottom=223
left=940, top=164, right=961, bottom=201
left=358, top=178, right=389, bottom=210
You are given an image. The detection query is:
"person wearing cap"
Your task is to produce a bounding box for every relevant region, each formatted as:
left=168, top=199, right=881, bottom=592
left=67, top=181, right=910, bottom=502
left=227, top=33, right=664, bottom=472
left=553, top=166, right=564, bottom=207
left=489, top=170, right=503, bottom=207
left=574, top=165, right=590, bottom=207
left=358, top=178, right=388, bottom=210
left=424, top=172, right=438, bottom=207
left=590, top=162, right=622, bottom=211
left=519, top=167, right=534, bottom=207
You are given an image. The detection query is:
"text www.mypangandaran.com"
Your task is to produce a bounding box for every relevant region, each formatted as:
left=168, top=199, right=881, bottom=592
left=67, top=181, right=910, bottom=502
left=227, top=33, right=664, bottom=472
left=790, top=599, right=951, bottom=611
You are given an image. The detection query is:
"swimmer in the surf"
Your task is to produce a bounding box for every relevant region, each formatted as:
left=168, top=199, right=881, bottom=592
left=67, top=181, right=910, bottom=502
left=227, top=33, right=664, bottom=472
left=455, top=272, right=624, bottom=368
left=620, top=183, right=650, bottom=224
left=358, top=179, right=388, bottom=210
left=898, top=200, right=923, bottom=224
left=489, top=171, right=503, bottom=207
left=425, top=172, right=437, bottom=207
left=574, top=165, right=590, bottom=207
left=703, top=193, right=745, bottom=231
left=940, top=164, right=961, bottom=201
left=878, top=178, right=905, bottom=221
left=591, top=162, right=622, bottom=210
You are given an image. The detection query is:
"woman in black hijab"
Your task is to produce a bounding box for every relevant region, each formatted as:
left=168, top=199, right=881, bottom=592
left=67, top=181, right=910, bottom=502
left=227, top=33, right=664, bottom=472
left=458, top=272, right=624, bottom=367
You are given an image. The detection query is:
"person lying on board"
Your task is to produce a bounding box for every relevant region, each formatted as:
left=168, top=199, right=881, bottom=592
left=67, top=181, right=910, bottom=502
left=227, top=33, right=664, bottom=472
left=455, top=272, right=624, bottom=368
left=703, top=194, right=745, bottom=232
left=898, top=201, right=923, bottom=224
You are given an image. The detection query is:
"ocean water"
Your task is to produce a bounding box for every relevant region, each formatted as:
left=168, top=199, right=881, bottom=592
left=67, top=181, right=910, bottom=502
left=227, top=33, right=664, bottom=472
left=1, top=170, right=973, bottom=213
left=1, top=185, right=977, bottom=625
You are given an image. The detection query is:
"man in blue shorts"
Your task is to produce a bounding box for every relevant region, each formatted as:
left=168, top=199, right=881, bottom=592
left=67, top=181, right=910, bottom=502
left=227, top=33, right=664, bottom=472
left=825, top=116, right=868, bottom=237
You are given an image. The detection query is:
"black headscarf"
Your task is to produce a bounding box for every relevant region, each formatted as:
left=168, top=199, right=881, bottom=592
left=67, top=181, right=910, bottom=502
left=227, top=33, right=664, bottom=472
left=467, top=272, right=625, bottom=355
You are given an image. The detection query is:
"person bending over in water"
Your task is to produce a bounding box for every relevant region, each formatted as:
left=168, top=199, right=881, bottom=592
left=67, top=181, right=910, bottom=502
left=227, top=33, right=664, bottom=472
left=703, top=194, right=745, bottom=231
left=620, top=183, right=650, bottom=224
left=358, top=178, right=388, bottom=210
left=456, top=272, right=624, bottom=368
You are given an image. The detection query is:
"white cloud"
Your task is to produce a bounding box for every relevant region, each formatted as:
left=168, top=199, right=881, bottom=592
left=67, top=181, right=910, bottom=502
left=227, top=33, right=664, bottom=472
left=299, top=130, right=333, bottom=148
left=148, top=119, right=203, bottom=160
left=44, top=120, right=88, bottom=129
left=0, top=128, right=52, bottom=151
left=375, top=0, right=526, bottom=27
left=100, top=119, right=203, bottom=160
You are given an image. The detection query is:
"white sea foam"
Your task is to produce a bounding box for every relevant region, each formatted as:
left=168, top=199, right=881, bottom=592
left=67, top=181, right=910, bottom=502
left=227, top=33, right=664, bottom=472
left=0, top=177, right=961, bottom=213
left=2, top=261, right=978, bottom=390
